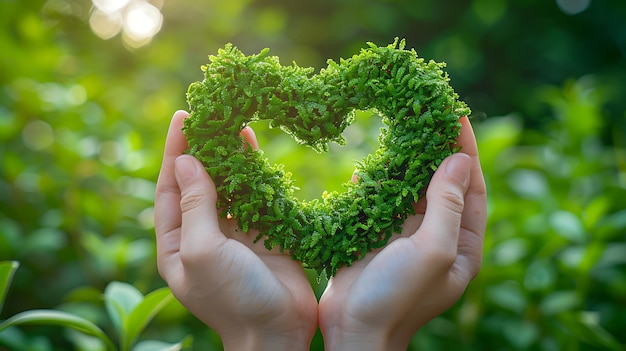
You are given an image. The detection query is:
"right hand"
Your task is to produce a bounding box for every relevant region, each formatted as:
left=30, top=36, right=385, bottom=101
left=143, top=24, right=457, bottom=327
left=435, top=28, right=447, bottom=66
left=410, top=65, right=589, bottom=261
left=154, top=110, right=319, bottom=351
left=319, top=116, right=487, bottom=351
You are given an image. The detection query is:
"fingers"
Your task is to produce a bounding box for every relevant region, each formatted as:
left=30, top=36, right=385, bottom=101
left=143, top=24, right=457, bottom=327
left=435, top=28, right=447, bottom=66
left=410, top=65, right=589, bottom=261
left=418, top=116, right=485, bottom=243
left=411, top=116, right=475, bottom=216
left=155, top=110, right=190, bottom=231
left=418, top=153, right=472, bottom=250
left=154, top=110, right=190, bottom=280
left=410, top=118, right=475, bottom=263
left=154, top=112, right=262, bottom=277
left=454, top=116, right=479, bottom=159
left=456, top=117, right=487, bottom=278
left=414, top=116, right=487, bottom=279
left=241, top=126, right=259, bottom=150
left=174, top=125, right=262, bottom=265
left=174, top=154, right=228, bottom=265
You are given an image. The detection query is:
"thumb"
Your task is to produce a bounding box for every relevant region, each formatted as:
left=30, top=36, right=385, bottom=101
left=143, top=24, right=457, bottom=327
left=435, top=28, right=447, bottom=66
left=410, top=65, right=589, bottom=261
left=174, top=155, right=226, bottom=251
left=417, top=153, right=471, bottom=248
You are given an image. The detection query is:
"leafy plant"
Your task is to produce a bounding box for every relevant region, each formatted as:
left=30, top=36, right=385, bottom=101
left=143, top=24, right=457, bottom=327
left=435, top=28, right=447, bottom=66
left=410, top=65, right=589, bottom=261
left=0, top=261, right=19, bottom=317
left=0, top=261, right=190, bottom=351
left=185, top=39, right=469, bottom=275
left=1, top=1, right=625, bottom=349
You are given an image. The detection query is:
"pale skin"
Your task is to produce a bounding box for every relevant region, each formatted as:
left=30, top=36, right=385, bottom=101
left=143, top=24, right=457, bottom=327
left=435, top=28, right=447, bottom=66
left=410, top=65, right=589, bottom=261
left=154, top=110, right=486, bottom=350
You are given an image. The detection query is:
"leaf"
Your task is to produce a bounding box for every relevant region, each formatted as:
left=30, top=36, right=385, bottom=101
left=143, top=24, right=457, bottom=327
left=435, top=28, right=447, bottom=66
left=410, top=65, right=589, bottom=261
left=132, top=336, right=193, bottom=351
left=0, top=261, right=19, bottom=315
left=104, top=281, right=143, bottom=348
left=558, top=311, right=623, bottom=351
left=549, top=210, right=586, bottom=244
left=523, top=258, right=556, bottom=292
left=475, top=115, right=522, bottom=171
left=486, top=281, right=527, bottom=314
left=0, top=309, right=117, bottom=351
left=0, top=326, right=29, bottom=351
left=65, top=328, right=108, bottom=351
left=123, top=287, right=174, bottom=351
left=502, top=319, right=539, bottom=349
left=539, top=290, right=580, bottom=315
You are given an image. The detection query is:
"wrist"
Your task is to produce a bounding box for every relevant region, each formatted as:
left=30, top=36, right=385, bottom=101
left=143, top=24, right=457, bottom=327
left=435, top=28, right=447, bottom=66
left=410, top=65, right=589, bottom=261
left=220, top=325, right=313, bottom=351
left=321, top=325, right=410, bottom=351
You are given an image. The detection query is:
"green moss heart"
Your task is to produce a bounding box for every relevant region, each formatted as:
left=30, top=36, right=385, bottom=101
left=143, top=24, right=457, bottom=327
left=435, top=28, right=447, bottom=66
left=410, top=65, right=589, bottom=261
left=184, top=38, right=470, bottom=276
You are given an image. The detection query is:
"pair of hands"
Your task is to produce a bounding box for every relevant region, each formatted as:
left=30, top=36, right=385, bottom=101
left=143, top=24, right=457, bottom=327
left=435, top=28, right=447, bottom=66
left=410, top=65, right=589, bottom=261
left=154, top=110, right=487, bottom=350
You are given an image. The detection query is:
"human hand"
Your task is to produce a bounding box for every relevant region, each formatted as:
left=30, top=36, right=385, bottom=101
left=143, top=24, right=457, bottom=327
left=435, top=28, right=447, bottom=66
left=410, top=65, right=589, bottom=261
left=318, top=116, right=487, bottom=351
left=154, top=110, right=318, bottom=351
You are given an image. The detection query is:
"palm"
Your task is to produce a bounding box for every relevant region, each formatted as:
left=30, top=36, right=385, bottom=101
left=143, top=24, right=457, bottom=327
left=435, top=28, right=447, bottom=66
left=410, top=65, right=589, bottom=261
left=319, top=117, right=486, bottom=348
left=213, top=216, right=317, bottom=325
left=318, top=205, right=431, bottom=333
left=319, top=196, right=479, bottom=349
left=155, top=111, right=318, bottom=348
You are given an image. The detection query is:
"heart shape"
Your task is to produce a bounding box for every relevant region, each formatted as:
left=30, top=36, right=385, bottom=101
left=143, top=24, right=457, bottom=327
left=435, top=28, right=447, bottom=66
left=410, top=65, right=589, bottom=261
left=184, top=38, right=470, bottom=275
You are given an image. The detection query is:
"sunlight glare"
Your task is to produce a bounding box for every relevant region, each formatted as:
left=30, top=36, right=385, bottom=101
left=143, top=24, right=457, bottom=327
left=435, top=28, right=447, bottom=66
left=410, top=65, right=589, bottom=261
left=556, top=0, right=591, bottom=15
left=92, top=0, right=131, bottom=14
left=89, top=0, right=163, bottom=48
left=123, top=2, right=163, bottom=43
left=89, top=9, right=123, bottom=40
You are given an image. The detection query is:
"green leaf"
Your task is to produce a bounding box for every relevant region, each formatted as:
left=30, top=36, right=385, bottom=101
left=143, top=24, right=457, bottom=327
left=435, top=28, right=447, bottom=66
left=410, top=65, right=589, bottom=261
left=549, top=210, right=586, bottom=244
left=558, top=311, right=623, bottom=351
left=132, top=336, right=193, bottom=351
left=0, top=324, right=28, bottom=350
left=0, top=309, right=117, bottom=351
left=104, top=281, right=143, bottom=349
left=65, top=328, right=108, bottom=351
left=539, top=290, right=580, bottom=315
left=502, top=319, right=539, bottom=349
left=486, top=281, right=527, bottom=314
left=475, top=115, right=522, bottom=172
left=523, top=258, right=556, bottom=292
left=0, top=261, right=19, bottom=315
left=123, top=287, right=174, bottom=351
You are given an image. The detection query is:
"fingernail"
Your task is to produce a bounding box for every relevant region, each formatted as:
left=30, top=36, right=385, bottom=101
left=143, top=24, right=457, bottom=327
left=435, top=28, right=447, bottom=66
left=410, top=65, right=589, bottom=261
left=351, top=171, right=359, bottom=184
left=445, top=153, right=471, bottom=186
left=175, top=155, right=201, bottom=186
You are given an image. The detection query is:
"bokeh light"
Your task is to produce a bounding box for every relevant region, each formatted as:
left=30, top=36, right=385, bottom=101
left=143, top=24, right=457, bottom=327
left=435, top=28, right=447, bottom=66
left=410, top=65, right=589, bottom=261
left=89, top=8, right=123, bottom=39
left=22, top=120, right=54, bottom=151
left=92, top=0, right=131, bottom=14
left=556, top=0, right=592, bottom=15
left=89, top=0, right=163, bottom=48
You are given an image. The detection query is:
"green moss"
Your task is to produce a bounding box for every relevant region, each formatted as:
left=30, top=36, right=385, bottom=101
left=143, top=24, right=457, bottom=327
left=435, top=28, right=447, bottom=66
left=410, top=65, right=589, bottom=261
left=184, top=38, right=470, bottom=276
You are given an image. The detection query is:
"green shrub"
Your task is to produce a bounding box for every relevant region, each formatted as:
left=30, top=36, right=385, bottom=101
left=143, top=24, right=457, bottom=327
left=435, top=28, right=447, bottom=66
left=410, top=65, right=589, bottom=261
left=1, top=1, right=624, bottom=350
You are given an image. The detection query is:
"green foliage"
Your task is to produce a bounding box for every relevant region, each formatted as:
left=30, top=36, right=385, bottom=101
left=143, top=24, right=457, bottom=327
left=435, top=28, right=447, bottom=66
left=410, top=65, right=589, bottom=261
left=185, top=39, right=469, bottom=275
left=0, top=264, right=189, bottom=351
left=0, top=261, right=19, bottom=316
left=1, top=0, right=625, bottom=350
left=409, top=77, right=626, bottom=350
left=1, top=309, right=118, bottom=351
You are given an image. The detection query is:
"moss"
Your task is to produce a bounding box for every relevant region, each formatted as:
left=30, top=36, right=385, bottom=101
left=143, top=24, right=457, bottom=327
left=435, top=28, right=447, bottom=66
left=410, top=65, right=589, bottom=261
left=184, top=38, right=470, bottom=276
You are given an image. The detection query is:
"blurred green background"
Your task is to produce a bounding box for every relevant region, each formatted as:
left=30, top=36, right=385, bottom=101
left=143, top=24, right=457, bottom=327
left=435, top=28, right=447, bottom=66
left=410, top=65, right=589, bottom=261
left=1, top=0, right=625, bottom=350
